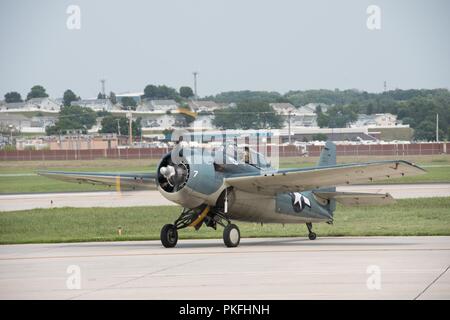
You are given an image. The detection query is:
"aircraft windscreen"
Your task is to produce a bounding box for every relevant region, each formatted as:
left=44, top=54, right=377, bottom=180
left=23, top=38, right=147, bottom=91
left=213, top=145, right=270, bottom=168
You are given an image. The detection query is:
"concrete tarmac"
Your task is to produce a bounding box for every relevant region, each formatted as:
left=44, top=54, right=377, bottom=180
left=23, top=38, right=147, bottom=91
left=1, top=183, right=450, bottom=212
left=0, top=236, right=449, bottom=299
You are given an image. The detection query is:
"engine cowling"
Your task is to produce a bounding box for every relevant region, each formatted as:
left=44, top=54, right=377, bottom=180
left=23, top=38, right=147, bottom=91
left=157, top=148, right=225, bottom=208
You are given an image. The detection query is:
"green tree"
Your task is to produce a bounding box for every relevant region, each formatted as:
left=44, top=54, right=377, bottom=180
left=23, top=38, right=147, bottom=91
left=143, top=84, right=179, bottom=100
left=312, top=133, right=328, bottom=141
left=213, top=102, right=283, bottom=130
left=26, top=85, right=49, bottom=100
left=121, top=97, right=137, bottom=110
left=97, top=92, right=106, bottom=99
left=45, top=105, right=97, bottom=135
left=179, top=86, right=194, bottom=98
left=99, top=115, right=141, bottom=137
left=63, top=89, right=79, bottom=107
left=414, top=120, right=443, bottom=141
left=4, top=91, right=23, bottom=103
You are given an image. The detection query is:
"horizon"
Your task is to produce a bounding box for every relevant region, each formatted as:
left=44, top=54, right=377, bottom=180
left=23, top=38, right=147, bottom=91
left=3, top=85, right=450, bottom=102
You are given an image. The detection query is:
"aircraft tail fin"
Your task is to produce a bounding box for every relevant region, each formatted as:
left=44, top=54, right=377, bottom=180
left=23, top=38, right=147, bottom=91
left=318, top=141, right=336, bottom=167
left=317, top=141, right=337, bottom=215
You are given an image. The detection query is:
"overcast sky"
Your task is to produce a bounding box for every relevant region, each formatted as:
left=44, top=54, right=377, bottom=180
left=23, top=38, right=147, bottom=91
left=1, top=0, right=449, bottom=99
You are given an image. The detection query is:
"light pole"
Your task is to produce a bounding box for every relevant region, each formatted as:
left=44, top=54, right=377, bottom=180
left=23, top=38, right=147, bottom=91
left=127, top=112, right=133, bottom=146
left=436, top=113, right=439, bottom=142
left=192, top=71, right=198, bottom=100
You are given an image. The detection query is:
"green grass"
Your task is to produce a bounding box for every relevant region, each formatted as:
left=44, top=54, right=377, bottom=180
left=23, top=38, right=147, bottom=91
left=1, top=198, right=449, bottom=244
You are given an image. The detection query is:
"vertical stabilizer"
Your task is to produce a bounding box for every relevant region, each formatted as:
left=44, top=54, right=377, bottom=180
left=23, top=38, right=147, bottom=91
left=317, top=141, right=337, bottom=216
left=318, top=141, right=336, bottom=167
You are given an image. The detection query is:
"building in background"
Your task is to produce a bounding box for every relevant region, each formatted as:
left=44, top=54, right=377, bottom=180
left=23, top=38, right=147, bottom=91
left=0, top=98, right=60, bottom=112
left=137, top=99, right=179, bottom=112
left=352, top=113, right=401, bottom=127
left=115, top=92, right=143, bottom=105
left=72, top=99, right=113, bottom=112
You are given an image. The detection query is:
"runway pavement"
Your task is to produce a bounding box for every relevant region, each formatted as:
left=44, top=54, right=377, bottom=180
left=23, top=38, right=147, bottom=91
left=0, top=236, right=449, bottom=299
left=1, top=183, right=450, bottom=211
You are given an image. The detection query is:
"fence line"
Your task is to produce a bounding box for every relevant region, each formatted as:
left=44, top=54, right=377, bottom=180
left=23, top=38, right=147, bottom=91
left=1, top=143, right=449, bottom=161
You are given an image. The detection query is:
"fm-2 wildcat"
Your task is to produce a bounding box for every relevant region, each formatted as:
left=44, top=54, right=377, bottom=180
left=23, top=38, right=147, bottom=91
left=40, top=141, right=425, bottom=248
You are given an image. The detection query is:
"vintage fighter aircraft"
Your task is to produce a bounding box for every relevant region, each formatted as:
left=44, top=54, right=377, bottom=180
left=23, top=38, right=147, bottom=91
left=39, top=141, right=426, bottom=248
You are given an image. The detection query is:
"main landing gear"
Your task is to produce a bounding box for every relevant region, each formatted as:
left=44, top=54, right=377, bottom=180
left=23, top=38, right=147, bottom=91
left=160, top=206, right=240, bottom=248
left=306, top=222, right=317, bottom=240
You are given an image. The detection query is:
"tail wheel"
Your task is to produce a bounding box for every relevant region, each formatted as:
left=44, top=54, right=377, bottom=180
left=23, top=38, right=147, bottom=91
left=161, top=224, right=178, bottom=248
left=223, top=224, right=240, bottom=248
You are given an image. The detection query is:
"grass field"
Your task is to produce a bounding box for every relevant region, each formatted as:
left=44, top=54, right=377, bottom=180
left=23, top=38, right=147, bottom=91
left=1, top=197, right=449, bottom=244
left=0, top=155, right=449, bottom=194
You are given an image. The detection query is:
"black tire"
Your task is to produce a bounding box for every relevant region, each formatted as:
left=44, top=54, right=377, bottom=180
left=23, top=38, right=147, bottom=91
left=223, top=224, right=240, bottom=248
left=308, top=232, right=317, bottom=240
left=161, top=224, right=178, bottom=248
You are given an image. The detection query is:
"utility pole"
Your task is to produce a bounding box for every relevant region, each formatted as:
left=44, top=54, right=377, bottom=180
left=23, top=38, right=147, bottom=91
left=127, top=112, right=132, bottom=146
left=436, top=113, right=439, bottom=142
left=100, top=79, right=106, bottom=98
left=116, top=119, right=121, bottom=136
left=287, top=111, right=292, bottom=144
left=383, top=80, right=387, bottom=92
left=192, top=71, right=198, bottom=100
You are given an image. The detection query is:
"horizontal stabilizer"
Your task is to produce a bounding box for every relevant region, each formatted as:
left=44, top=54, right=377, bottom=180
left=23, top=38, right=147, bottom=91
left=313, top=191, right=395, bottom=206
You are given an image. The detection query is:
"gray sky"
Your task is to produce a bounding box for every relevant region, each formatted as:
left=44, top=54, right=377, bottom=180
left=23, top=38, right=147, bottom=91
left=1, top=0, right=449, bottom=99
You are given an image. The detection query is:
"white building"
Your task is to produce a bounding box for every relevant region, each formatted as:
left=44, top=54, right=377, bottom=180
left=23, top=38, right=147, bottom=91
left=269, top=103, right=296, bottom=115
left=0, top=98, right=61, bottom=112
left=26, top=98, right=61, bottom=112
left=188, top=100, right=226, bottom=112
left=72, top=99, right=113, bottom=112
left=116, top=92, right=143, bottom=105
left=352, top=113, right=401, bottom=127
left=137, top=100, right=178, bottom=112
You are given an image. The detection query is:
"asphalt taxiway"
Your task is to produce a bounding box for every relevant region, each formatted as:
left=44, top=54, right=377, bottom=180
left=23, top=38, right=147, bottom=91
left=0, top=236, right=449, bottom=299
left=1, top=183, right=449, bottom=211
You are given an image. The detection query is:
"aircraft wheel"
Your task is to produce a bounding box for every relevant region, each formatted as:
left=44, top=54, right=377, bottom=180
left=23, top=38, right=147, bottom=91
left=161, top=224, right=178, bottom=248
left=223, top=224, right=240, bottom=247
left=308, top=232, right=317, bottom=240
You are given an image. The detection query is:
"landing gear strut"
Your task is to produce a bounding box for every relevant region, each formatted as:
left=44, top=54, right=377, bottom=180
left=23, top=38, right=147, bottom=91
left=306, top=222, right=317, bottom=240
left=160, top=206, right=241, bottom=248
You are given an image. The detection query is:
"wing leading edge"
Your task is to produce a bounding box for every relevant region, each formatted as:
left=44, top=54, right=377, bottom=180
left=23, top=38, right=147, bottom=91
left=38, top=171, right=157, bottom=191
left=225, top=160, right=426, bottom=195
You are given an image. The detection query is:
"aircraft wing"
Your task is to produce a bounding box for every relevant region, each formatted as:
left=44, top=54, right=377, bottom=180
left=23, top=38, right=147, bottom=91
left=313, top=191, right=395, bottom=206
left=225, top=160, right=426, bottom=195
left=38, top=171, right=157, bottom=191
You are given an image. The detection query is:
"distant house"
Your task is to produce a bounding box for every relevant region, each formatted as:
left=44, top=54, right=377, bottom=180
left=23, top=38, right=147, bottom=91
left=352, top=113, right=400, bottom=127
left=116, top=92, right=143, bottom=105
left=0, top=102, right=26, bottom=111
left=26, top=98, right=61, bottom=112
left=297, top=103, right=329, bottom=114
left=0, top=113, right=31, bottom=130
left=30, top=116, right=57, bottom=129
left=269, top=103, right=296, bottom=115
left=1, top=98, right=61, bottom=112
left=137, top=100, right=178, bottom=112
left=72, top=99, right=112, bottom=112
left=188, top=100, right=223, bottom=112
